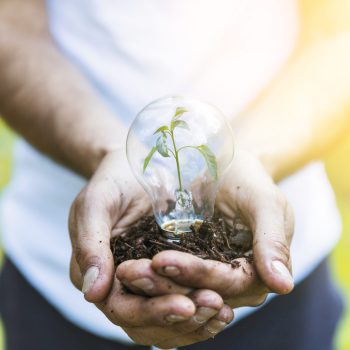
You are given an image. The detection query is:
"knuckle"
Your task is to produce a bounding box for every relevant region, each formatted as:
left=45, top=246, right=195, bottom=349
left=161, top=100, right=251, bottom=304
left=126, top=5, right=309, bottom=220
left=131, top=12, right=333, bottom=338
left=74, top=247, right=101, bottom=273
left=75, top=183, right=109, bottom=215
left=182, top=260, right=208, bottom=284
left=75, top=187, right=97, bottom=212
left=271, top=239, right=291, bottom=264
left=190, top=288, right=224, bottom=309
left=68, top=188, right=97, bottom=234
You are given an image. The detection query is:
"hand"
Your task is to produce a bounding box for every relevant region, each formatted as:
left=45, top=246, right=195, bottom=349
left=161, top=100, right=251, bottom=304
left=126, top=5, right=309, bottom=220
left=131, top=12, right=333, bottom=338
left=68, top=150, right=233, bottom=347
left=117, top=254, right=267, bottom=309
left=68, top=149, right=151, bottom=301
left=118, top=151, right=294, bottom=308
left=97, top=277, right=233, bottom=348
left=216, top=150, right=294, bottom=295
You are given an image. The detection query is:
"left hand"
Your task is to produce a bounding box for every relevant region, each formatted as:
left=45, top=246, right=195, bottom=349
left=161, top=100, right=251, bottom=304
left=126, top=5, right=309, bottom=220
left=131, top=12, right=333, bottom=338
left=117, top=151, right=294, bottom=308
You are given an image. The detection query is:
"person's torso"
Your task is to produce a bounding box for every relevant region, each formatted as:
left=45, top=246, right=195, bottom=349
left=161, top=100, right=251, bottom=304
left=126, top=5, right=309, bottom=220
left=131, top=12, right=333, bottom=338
left=0, top=0, right=342, bottom=344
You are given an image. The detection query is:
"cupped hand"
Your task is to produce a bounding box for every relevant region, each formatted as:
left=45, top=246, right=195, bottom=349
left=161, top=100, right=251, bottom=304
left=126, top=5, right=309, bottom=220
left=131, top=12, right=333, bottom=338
left=117, top=254, right=267, bottom=309
left=68, top=149, right=151, bottom=302
left=118, top=150, right=294, bottom=308
left=215, top=150, right=294, bottom=295
left=96, top=278, right=233, bottom=347
left=68, top=150, right=232, bottom=347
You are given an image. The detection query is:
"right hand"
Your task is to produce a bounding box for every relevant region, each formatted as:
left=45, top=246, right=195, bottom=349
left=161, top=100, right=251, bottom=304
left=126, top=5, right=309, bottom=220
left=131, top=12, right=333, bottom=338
left=68, top=150, right=233, bottom=347
left=68, top=150, right=151, bottom=302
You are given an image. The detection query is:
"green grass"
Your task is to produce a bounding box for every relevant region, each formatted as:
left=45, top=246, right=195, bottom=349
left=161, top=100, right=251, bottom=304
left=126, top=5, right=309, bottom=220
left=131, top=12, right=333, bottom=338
left=331, top=196, right=350, bottom=349
left=325, top=135, right=350, bottom=350
left=0, top=120, right=349, bottom=349
left=0, top=118, right=13, bottom=350
left=0, top=120, right=14, bottom=190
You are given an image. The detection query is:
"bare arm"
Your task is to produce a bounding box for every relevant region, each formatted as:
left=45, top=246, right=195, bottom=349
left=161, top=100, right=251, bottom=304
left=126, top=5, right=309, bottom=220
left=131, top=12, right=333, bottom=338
left=0, top=0, right=125, bottom=177
left=0, top=1, right=237, bottom=346
left=119, top=0, right=350, bottom=322
left=233, top=0, right=350, bottom=181
left=233, top=0, right=350, bottom=180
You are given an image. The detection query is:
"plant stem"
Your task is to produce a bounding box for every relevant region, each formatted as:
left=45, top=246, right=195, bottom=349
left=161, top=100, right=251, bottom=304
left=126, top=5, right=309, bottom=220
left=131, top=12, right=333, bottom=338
left=169, top=130, right=183, bottom=192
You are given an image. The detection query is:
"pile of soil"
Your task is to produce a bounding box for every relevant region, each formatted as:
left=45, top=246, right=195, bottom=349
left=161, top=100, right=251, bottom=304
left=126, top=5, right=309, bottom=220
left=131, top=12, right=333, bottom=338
left=111, top=216, right=254, bottom=268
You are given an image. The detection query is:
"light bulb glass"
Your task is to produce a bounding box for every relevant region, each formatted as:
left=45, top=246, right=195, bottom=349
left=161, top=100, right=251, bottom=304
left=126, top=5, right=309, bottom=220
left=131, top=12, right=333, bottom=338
left=126, top=96, right=234, bottom=239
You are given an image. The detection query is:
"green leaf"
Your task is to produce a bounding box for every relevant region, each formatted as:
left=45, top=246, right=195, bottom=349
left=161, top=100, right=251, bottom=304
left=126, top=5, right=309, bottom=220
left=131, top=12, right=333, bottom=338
left=171, top=119, right=190, bottom=132
left=156, top=134, right=170, bottom=157
left=143, top=146, right=157, bottom=173
left=196, top=145, right=218, bottom=180
left=154, top=125, right=169, bottom=135
left=172, top=107, right=188, bottom=121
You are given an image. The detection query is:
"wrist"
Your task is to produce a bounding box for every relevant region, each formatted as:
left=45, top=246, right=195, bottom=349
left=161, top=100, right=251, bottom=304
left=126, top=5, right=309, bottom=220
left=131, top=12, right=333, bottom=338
left=74, top=109, right=127, bottom=178
left=232, top=119, right=287, bottom=183
left=86, top=142, right=124, bottom=178
left=229, top=148, right=276, bottom=183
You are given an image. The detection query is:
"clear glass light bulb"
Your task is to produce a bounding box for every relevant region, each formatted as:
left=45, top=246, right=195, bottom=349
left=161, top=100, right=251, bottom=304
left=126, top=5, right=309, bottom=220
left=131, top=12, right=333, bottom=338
left=126, top=96, right=234, bottom=239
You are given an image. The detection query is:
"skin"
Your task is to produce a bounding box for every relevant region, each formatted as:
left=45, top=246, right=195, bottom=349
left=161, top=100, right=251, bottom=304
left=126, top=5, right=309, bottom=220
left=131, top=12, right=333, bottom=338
left=1, top=0, right=350, bottom=347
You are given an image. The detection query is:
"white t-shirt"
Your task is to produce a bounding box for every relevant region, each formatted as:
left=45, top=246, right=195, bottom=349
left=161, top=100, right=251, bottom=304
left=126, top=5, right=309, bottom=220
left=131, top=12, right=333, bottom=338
left=0, top=0, right=342, bottom=345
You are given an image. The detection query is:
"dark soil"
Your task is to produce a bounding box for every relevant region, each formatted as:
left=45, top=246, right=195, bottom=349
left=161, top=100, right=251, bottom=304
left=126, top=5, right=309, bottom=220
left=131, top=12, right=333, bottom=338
left=111, top=216, right=254, bottom=268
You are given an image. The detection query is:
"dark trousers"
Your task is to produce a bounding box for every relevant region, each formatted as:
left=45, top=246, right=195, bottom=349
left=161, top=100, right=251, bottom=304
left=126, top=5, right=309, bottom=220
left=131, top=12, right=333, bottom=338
left=0, top=257, right=344, bottom=350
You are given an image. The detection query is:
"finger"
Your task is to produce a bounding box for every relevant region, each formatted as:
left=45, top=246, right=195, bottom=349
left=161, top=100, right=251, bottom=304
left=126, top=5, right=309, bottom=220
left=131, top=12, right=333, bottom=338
left=68, top=188, right=115, bottom=303
left=170, top=289, right=224, bottom=334
left=156, top=305, right=234, bottom=349
left=116, top=259, right=192, bottom=296
left=252, top=194, right=294, bottom=294
left=152, top=251, right=267, bottom=300
left=215, top=152, right=294, bottom=295
left=120, top=289, right=224, bottom=346
left=98, top=279, right=196, bottom=327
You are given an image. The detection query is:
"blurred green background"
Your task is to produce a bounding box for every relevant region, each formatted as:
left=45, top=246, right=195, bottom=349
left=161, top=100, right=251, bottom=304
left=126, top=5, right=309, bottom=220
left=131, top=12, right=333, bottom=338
left=0, top=118, right=349, bottom=349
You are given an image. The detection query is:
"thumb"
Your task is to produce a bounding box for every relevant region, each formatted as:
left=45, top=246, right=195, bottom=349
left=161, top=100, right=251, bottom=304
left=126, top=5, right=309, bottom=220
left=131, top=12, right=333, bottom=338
left=252, top=196, right=294, bottom=295
left=69, top=194, right=115, bottom=303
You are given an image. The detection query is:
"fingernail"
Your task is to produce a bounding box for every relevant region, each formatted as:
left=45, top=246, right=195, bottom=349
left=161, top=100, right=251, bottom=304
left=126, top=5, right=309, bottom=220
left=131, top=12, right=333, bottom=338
left=165, top=314, right=188, bottom=323
left=82, top=266, right=99, bottom=294
left=206, top=320, right=227, bottom=334
left=193, top=307, right=217, bottom=324
left=162, top=266, right=180, bottom=277
left=131, top=278, right=154, bottom=291
left=271, top=261, right=293, bottom=284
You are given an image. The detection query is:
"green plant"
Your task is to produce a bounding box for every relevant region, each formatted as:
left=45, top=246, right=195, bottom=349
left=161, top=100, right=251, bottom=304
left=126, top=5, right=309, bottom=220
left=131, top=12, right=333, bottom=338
left=143, top=107, right=218, bottom=195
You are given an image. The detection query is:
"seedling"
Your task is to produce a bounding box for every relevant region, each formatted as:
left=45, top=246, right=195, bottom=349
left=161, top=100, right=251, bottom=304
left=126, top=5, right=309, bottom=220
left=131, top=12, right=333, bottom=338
left=143, top=107, right=218, bottom=206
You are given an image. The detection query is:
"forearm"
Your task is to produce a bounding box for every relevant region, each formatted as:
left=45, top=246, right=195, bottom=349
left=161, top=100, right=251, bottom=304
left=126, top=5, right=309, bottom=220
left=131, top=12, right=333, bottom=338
left=0, top=0, right=126, bottom=178
left=233, top=32, right=350, bottom=182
